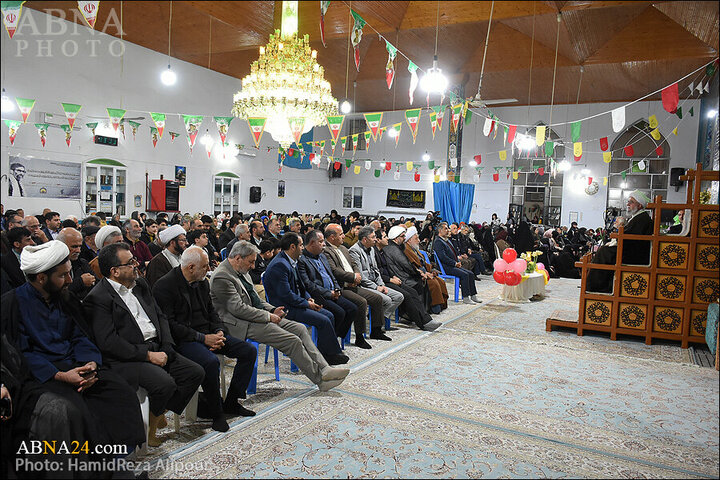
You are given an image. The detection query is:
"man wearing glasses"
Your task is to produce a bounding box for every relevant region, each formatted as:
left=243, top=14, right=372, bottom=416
left=7, top=162, right=26, bottom=197
left=84, top=242, right=204, bottom=447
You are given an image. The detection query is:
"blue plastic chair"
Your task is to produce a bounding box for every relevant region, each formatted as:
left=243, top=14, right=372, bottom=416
left=428, top=250, right=461, bottom=302
left=220, top=247, right=227, bottom=260
left=246, top=339, right=280, bottom=395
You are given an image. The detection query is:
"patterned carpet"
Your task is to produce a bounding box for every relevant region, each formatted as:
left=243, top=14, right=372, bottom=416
left=142, top=278, right=718, bottom=478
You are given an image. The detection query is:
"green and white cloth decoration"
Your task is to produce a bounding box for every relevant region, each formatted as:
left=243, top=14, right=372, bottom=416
left=350, top=10, right=365, bottom=71
left=16, top=97, right=35, bottom=123
left=4, top=119, right=21, bottom=145
left=107, top=108, right=126, bottom=132
left=150, top=112, right=166, bottom=139
left=183, top=114, right=203, bottom=152
left=61, top=103, right=82, bottom=131
left=2, top=1, right=25, bottom=39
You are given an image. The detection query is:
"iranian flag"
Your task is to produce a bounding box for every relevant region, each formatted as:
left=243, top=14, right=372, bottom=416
left=107, top=108, right=126, bottom=131
left=363, top=112, right=383, bottom=141
left=85, top=122, right=98, bottom=136
left=392, top=123, right=402, bottom=147
left=61, top=103, right=82, bottom=131
left=319, top=0, right=330, bottom=47
left=340, top=136, right=347, bottom=155
left=247, top=117, right=266, bottom=148
left=214, top=116, right=233, bottom=145
left=404, top=108, right=421, bottom=144
left=326, top=115, right=344, bottom=142
left=363, top=131, right=371, bottom=152
left=429, top=111, right=438, bottom=139
left=61, top=125, right=72, bottom=146
left=330, top=138, right=337, bottom=154
left=450, top=104, right=463, bottom=131
left=318, top=139, right=326, bottom=156
left=182, top=114, right=203, bottom=152
left=351, top=134, right=359, bottom=155
left=35, top=123, right=48, bottom=147
left=77, top=1, right=99, bottom=29
left=4, top=119, right=21, bottom=145
left=2, top=1, right=24, bottom=39
left=16, top=97, right=35, bottom=123
left=128, top=120, right=140, bottom=140
left=378, top=126, right=386, bottom=141
left=150, top=112, right=166, bottom=139
left=288, top=117, right=305, bottom=145
left=431, top=105, right=445, bottom=131
left=169, top=132, right=179, bottom=142
left=150, top=127, right=159, bottom=148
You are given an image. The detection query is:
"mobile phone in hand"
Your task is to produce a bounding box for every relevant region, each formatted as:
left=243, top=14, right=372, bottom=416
left=80, top=369, right=96, bottom=378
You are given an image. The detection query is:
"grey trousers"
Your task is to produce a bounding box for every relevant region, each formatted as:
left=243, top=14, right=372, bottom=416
left=227, top=318, right=329, bottom=385
left=374, top=287, right=404, bottom=318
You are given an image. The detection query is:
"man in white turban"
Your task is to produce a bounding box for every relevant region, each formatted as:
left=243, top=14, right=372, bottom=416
left=88, top=225, right=123, bottom=278
left=146, top=224, right=188, bottom=287
left=1, top=240, right=146, bottom=457
left=587, top=190, right=653, bottom=293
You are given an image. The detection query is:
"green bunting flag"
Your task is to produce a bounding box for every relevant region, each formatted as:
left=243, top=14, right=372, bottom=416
left=429, top=112, right=438, bottom=139
left=85, top=122, right=98, bottom=136
left=107, top=108, right=126, bottom=132
left=128, top=120, right=141, bottom=140
left=465, top=109, right=473, bottom=125
left=571, top=121, right=581, bottom=142
left=4, top=119, right=21, bottom=145
left=149, top=127, right=159, bottom=148
left=374, top=169, right=381, bottom=178
left=450, top=104, right=463, bottom=132
left=363, top=131, right=371, bottom=151
left=214, top=116, right=233, bottom=145
left=326, top=115, right=344, bottom=142
left=345, top=158, right=352, bottom=169
left=60, top=124, right=72, bottom=146
left=319, top=0, right=330, bottom=47
left=351, top=133, right=359, bottom=155
left=427, top=160, right=434, bottom=170
left=16, top=97, right=35, bottom=123
left=340, top=136, right=347, bottom=155
left=364, top=112, right=383, bottom=141
left=34, top=123, right=48, bottom=147
left=61, top=103, right=82, bottom=131
left=183, top=114, right=204, bottom=152
left=385, top=40, right=397, bottom=89
left=169, top=132, right=179, bottom=142
left=2, top=1, right=25, bottom=39
left=431, top=105, right=445, bottom=131
left=544, top=140, right=554, bottom=157
left=404, top=108, right=421, bottom=144
left=246, top=117, right=266, bottom=148
left=675, top=106, right=683, bottom=120
left=392, top=123, right=402, bottom=147
left=350, top=10, right=366, bottom=71
left=408, top=61, right=419, bottom=104
left=150, top=112, right=166, bottom=139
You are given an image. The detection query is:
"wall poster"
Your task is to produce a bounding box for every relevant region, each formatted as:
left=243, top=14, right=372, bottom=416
left=4, top=154, right=81, bottom=199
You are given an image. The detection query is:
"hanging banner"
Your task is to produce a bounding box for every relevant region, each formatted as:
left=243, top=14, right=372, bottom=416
left=427, top=160, right=434, bottom=170
left=571, top=121, right=581, bottom=142
left=4, top=119, right=21, bottom=145
left=603, top=151, right=612, bottom=163
left=450, top=104, right=463, bottom=132
left=326, top=115, right=344, bottom=142
left=573, top=142, right=582, bottom=160
left=405, top=108, right=421, bottom=144
left=431, top=105, right=445, bottom=131
left=77, top=1, right=100, bottom=29
left=386, top=189, right=426, bottom=209
left=648, top=114, right=658, bottom=129
left=385, top=40, right=397, bottom=89
left=128, top=120, right=140, bottom=140
left=374, top=169, right=381, bottom=178
left=60, top=124, right=72, bottom=146
left=2, top=1, right=25, bottom=39
left=350, top=10, right=366, bottom=71
left=319, top=0, right=330, bottom=47
left=107, top=108, right=126, bottom=131
left=16, top=97, right=35, bottom=123
left=408, top=61, right=419, bottom=104
left=535, top=126, right=546, bottom=146
left=60, top=103, right=82, bottom=131
left=150, top=112, right=166, bottom=139
left=214, top=116, right=233, bottom=145
left=345, top=158, right=352, bottom=170
left=661, top=83, right=679, bottom=114
left=385, top=161, right=392, bottom=171
left=599, top=137, right=608, bottom=151
left=499, top=150, right=507, bottom=161
left=150, top=126, right=159, bottom=148
left=363, top=112, right=382, bottom=141
left=288, top=117, right=305, bottom=145
left=414, top=170, right=420, bottom=182
left=183, top=114, right=203, bottom=152
left=611, top=106, right=625, bottom=132
left=35, top=123, right=48, bottom=147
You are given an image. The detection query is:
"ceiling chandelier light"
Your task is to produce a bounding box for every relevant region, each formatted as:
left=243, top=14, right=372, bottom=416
left=232, top=1, right=337, bottom=148
left=420, top=2, right=448, bottom=95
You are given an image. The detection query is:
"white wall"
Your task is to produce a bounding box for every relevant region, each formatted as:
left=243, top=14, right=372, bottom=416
left=1, top=8, right=701, bottom=227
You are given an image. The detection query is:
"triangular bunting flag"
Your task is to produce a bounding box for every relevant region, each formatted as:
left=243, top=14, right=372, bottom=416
left=60, top=124, right=72, bottom=147
left=150, top=112, right=166, bottom=139
left=378, top=126, right=387, bottom=141
left=34, top=123, right=48, bottom=147
left=119, top=122, right=125, bottom=140
left=351, top=133, right=359, bottom=155
left=429, top=112, right=437, bottom=139
left=385, top=40, right=397, bottom=89
left=431, top=105, right=445, bottom=131
left=672, top=127, right=678, bottom=136
left=363, top=131, right=371, bottom=151
left=408, top=61, right=419, bottom=104
left=85, top=122, right=98, bottom=136
left=77, top=1, right=100, bottom=29
left=319, top=139, right=326, bottom=156
left=129, top=120, right=140, bottom=140
left=319, top=0, right=330, bottom=47
left=326, top=115, right=344, bottom=142
left=182, top=114, right=203, bottom=152
left=689, top=106, right=694, bottom=117
left=544, top=140, right=554, bottom=157
left=404, top=108, right=421, bottom=144
left=214, top=116, right=233, bottom=145
left=61, top=103, right=82, bottom=131
left=450, top=104, right=463, bottom=132
left=16, top=97, right=35, bottom=123
left=483, top=117, right=492, bottom=136
left=150, top=126, right=159, bottom=148
left=392, top=123, right=402, bottom=147
left=4, top=119, right=21, bottom=145
left=2, top=1, right=25, bottom=39
left=507, top=125, right=517, bottom=144
left=107, top=108, right=126, bottom=131
left=363, top=112, right=383, bottom=141
left=288, top=117, right=305, bottom=145
left=340, top=136, right=347, bottom=155
left=675, top=106, right=682, bottom=119
left=169, top=132, right=179, bottom=142
left=656, top=145, right=663, bottom=156
left=350, top=10, right=365, bottom=71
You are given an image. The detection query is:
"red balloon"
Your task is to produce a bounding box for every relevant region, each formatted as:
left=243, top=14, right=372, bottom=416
left=504, top=271, right=521, bottom=286
left=502, top=248, right=517, bottom=263
left=493, top=270, right=506, bottom=284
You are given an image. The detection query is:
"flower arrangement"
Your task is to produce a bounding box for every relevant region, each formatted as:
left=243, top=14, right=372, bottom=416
left=520, top=250, right=544, bottom=273
left=698, top=189, right=711, bottom=205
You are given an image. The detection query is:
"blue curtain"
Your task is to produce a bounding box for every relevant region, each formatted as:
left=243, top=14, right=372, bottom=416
left=433, top=181, right=475, bottom=224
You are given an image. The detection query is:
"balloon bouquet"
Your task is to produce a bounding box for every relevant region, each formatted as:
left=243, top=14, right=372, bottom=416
left=493, top=248, right=550, bottom=286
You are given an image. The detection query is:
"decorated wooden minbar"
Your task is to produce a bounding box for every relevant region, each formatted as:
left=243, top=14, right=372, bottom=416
left=547, top=164, right=719, bottom=348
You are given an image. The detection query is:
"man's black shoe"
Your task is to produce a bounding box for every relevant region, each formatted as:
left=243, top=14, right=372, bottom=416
left=369, top=332, right=392, bottom=341
left=325, top=353, right=350, bottom=365
left=212, top=416, right=230, bottom=432
left=385, top=325, right=399, bottom=331
left=223, top=399, right=256, bottom=417
left=354, top=336, right=372, bottom=349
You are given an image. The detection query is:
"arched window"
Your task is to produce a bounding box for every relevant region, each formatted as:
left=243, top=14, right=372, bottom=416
left=510, top=123, right=565, bottom=225
left=607, top=120, right=670, bottom=210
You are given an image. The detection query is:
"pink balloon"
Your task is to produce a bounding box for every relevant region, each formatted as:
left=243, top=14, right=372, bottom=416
left=536, top=262, right=545, bottom=271
left=502, top=248, right=517, bottom=263
left=493, top=259, right=508, bottom=272
left=510, top=259, right=527, bottom=274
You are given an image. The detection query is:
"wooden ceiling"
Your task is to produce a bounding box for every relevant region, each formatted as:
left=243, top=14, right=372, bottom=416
left=26, top=1, right=719, bottom=112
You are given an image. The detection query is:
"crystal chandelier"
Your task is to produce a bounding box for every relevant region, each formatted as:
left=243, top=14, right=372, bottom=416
left=232, top=1, right=337, bottom=148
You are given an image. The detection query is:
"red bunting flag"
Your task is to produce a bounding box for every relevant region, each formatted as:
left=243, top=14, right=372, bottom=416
left=474, top=154, right=481, bottom=164
left=333, top=161, right=341, bottom=170
left=538, top=167, right=545, bottom=176
left=588, top=177, right=593, bottom=185
left=661, top=83, right=679, bottom=114
left=599, top=137, right=608, bottom=151
left=385, top=162, right=392, bottom=171
left=624, top=145, right=634, bottom=156
left=507, top=125, right=517, bottom=144
left=656, top=145, right=663, bottom=156
left=492, top=172, right=499, bottom=182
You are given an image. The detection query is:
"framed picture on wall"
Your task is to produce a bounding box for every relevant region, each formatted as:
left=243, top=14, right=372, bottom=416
left=134, top=195, right=142, bottom=207
left=175, top=166, right=186, bottom=187
left=278, top=180, right=285, bottom=198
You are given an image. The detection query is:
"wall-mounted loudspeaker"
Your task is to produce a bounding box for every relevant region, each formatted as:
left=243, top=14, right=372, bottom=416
left=250, top=186, right=262, bottom=203
left=669, top=168, right=685, bottom=191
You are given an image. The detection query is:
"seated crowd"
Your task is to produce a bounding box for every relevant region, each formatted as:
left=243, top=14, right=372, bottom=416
left=0, top=195, right=673, bottom=475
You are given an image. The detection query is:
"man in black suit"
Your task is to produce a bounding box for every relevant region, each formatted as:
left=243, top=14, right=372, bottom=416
left=153, top=246, right=257, bottom=432
left=1, top=227, right=34, bottom=290
left=249, top=220, right=265, bottom=248
left=57, top=228, right=96, bottom=300
left=218, top=216, right=241, bottom=250
left=41, top=211, right=61, bottom=241
left=83, top=242, right=204, bottom=446
left=587, top=190, right=654, bottom=293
